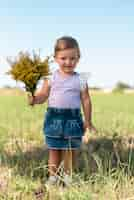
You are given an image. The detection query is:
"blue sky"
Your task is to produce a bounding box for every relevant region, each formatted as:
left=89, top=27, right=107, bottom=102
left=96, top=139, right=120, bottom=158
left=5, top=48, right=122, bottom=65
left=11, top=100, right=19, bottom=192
left=0, top=0, right=134, bottom=88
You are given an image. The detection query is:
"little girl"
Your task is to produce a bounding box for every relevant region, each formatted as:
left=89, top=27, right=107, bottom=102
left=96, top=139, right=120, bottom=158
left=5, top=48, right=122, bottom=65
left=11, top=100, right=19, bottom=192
left=28, top=36, right=95, bottom=186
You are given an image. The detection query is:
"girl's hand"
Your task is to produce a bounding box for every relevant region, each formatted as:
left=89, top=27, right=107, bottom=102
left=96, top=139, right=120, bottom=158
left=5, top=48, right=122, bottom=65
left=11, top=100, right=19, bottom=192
left=84, top=121, right=97, bottom=133
left=82, top=130, right=90, bottom=144
left=27, top=94, right=35, bottom=106
left=82, top=121, right=97, bottom=144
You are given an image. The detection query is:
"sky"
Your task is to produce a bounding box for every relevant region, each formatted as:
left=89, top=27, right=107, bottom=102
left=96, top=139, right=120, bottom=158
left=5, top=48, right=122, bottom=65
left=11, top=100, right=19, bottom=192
left=0, top=0, right=134, bottom=88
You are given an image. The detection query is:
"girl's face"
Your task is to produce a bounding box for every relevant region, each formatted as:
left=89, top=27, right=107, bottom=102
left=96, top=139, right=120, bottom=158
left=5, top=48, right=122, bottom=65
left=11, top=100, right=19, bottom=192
left=55, top=48, right=79, bottom=74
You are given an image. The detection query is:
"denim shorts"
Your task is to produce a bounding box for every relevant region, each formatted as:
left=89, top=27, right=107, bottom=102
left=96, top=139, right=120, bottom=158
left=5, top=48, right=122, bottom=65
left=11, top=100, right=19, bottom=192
left=43, top=107, right=84, bottom=149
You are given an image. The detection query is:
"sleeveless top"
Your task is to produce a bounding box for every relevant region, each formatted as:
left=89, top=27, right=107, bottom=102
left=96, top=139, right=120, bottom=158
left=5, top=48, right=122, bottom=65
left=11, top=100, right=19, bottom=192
left=47, top=70, right=87, bottom=109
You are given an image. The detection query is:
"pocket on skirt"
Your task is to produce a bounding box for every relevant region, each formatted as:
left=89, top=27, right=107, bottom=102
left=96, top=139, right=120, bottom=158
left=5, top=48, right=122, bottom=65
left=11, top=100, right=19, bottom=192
left=64, top=118, right=84, bottom=138
left=44, top=114, right=63, bottom=138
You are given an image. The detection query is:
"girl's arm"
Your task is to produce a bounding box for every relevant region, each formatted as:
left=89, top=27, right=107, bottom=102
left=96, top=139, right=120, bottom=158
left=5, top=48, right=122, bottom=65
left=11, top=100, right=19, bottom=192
left=80, top=84, right=95, bottom=131
left=28, top=79, right=50, bottom=105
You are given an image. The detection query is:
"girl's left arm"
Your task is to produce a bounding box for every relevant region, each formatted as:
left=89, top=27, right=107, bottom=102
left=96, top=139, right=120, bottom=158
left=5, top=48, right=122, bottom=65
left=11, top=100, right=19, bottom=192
left=80, top=85, right=96, bottom=131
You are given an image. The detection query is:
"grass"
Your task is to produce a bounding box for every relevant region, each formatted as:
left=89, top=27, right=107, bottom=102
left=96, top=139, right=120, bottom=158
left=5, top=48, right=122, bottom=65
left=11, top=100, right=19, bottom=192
left=0, top=89, right=134, bottom=199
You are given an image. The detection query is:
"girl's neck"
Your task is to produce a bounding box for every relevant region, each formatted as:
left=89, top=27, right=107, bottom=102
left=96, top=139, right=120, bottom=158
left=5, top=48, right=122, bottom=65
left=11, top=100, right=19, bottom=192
left=58, top=69, right=75, bottom=77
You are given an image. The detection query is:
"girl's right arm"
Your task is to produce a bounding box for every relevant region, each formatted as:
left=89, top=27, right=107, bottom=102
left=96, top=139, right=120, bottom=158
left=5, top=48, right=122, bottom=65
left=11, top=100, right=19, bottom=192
left=28, top=79, right=50, bottom=105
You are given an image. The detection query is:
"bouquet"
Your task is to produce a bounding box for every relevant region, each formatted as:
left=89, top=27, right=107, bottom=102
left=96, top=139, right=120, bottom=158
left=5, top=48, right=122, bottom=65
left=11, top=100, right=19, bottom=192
left=7, top=51, right=51, bottom=96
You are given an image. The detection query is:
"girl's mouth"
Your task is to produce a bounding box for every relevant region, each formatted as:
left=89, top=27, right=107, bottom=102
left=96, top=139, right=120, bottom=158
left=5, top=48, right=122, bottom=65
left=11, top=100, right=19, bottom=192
left=64, top=66, right=73, bottom=68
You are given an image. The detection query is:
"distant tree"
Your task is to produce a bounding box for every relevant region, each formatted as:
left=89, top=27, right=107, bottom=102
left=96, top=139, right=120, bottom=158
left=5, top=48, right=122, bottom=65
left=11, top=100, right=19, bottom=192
left=116, top=81, right=131, bottom=89
left=89, top=86, right=101, bottom=90
left=3, top=85, right=12, bottom=89
left=113, top=81, right=131, bottom=93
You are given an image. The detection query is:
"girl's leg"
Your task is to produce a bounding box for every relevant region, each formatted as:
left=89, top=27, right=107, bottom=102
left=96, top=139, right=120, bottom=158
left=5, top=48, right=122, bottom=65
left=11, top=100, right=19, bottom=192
left=61, top=149, right=77, bottom=175
left=48, top=149, right=61, bottom=176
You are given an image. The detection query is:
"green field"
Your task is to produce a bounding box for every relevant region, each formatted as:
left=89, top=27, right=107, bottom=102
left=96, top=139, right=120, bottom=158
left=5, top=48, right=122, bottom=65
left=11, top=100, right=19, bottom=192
left=0, top=90, right=134, bottom=199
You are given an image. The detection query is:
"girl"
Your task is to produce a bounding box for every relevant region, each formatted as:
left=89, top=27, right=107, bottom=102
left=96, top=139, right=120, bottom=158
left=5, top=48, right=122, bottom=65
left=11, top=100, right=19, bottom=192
left=28, top=36, right=96, bottom=186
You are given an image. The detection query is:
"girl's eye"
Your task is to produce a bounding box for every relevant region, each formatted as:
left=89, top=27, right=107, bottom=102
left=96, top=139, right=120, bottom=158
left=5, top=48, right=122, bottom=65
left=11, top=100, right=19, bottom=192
left=61, top=57, right=66, bottom=60
left=71, top=57, right=75, bottom=60
left=59, top=57, right=76, bottom=61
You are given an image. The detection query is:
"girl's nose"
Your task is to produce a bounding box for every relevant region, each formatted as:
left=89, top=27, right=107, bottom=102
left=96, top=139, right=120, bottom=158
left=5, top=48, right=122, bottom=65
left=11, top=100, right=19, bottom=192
left=65, top=59, right=71, bottom=66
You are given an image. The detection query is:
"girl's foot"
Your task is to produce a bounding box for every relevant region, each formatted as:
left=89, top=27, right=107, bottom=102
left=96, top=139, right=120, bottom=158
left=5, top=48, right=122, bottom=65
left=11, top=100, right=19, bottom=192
left=63, top=174, right=72, bottom=187
left=45, top=175, right=58, bottom=187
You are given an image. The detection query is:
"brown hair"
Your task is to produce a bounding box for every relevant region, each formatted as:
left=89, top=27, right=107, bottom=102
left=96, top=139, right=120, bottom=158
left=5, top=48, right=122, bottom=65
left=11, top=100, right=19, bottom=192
left=54, top=36, right=80, bottom=58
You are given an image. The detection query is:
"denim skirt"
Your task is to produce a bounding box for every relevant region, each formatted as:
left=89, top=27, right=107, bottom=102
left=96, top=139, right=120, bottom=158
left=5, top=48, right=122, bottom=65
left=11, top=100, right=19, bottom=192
left=43, top=107, right=84, bottom=150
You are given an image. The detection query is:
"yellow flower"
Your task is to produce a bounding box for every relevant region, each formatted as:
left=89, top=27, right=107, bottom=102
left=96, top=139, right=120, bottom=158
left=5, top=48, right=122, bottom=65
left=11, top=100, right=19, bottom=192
left=7, top=51, right=50, bottom=96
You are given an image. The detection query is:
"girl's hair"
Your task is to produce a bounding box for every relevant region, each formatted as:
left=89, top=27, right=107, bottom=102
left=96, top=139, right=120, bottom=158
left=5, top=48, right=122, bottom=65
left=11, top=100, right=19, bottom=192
left=54, top=36, right=80, bottom=58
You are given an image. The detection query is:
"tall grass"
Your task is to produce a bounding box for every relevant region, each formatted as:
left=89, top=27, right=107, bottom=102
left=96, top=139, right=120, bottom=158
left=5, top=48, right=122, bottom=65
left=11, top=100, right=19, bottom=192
left=0, top=90, right=134, bottom=199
